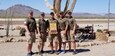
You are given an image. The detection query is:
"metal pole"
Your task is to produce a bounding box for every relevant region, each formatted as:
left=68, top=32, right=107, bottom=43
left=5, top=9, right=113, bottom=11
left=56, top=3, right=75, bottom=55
left=6, top=6, right=12, bottom=37
left=108, top=0, right=111, bottom=31
left=11, top=6, right=14, bottom=31
left=6, top=10, right=10, bottom=37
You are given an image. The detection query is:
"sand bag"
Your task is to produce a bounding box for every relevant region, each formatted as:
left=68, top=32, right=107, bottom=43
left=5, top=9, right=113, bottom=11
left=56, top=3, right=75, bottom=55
left=95, top=30, right=108, bottom=42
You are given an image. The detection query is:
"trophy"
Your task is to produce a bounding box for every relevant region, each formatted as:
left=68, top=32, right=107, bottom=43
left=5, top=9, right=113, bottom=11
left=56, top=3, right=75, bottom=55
left=50, top=22, right=57, bottom=34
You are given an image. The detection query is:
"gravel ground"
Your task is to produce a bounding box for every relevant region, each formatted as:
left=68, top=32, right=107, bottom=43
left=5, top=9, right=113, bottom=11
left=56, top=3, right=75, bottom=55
left=0, top=41, right=115, bottom=56
left=0, top=35, right=115, bottom=56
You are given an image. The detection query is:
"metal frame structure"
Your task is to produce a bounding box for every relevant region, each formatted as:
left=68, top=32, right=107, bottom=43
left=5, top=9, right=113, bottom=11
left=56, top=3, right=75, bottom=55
left=108, top=0, right=111, bottom=31
left=44, top=0, right=77, bottom=18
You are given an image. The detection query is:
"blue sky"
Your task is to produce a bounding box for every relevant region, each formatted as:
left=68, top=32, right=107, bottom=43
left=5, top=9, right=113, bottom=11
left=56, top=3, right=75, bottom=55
left=0, top=0, right=115, bottom=13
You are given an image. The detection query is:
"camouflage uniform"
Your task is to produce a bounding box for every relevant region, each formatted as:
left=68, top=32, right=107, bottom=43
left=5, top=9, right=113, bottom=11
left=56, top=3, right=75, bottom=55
left=67, top=17, right=76, bottom=41
left=48, top=19, right=59, bottom=42
left=58, top=18, right=68, bottom=42
left=24, top=17, right=37, bottom=44
left=37, top=19, right=48, bottom=42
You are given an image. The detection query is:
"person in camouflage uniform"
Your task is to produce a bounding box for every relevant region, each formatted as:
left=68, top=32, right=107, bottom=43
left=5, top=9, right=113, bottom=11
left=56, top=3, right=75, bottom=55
left=47, top=12, right=60, bottom=54
left=58, top=12, right=68, bottom=53
left=67, top=11, right=77, bottom=54
left=37, top=12, right=48, bottom=54
left=24, top=11, right=38, bottom=56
